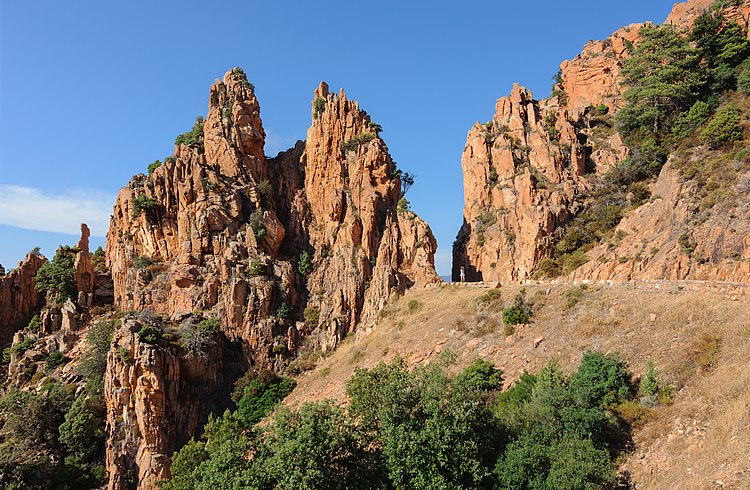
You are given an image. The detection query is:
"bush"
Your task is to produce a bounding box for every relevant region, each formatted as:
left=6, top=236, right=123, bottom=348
left=303, top=306, right=320, bottom=327
left=45, top=350, right=68, bottom=371
left=277, top=304, right=291, bottom=320
left=640, top=360, right=660, bottom=396
left=407, top=299, right=422, bottom=313
left=27, top=314, right=41, bottom=333
left=131, top=193, right=159, bottom=218
left=569, top=351, right=633, bottom=407
left=248, top=259, right=265, bottom=276
left=298, top=251, right=313, bottom=276
left=179, top=319, right=215, bottom=356
left=701, top=103, right=743, bottom=149
left=249, top=209, right=266, bottom=240
left=502, top=289, right=532, bottom=325
left=563, top=284, right=588, bottom=309
left=132, top=255, right=154, bottom=269
left=147, top=160, right=162, bottom=174
left=232, top=66, right=255, bottom=92
left=534, top=258, right=562, bottom=279
left=137, top=325, right=161, bottom=345
left=175, top=116, right=205, bottom=153
left=313, top=97, right=326, bottom=119
left=738, top=59, right=750, bottom=95
left=2, top=336, right=37, bottom=363
left=397, top=197, right=410, bottom=211
left=672, top=100, right=713, bottom=140
left=341, top=133, right=375, bottom=154
left=35, top=248, right=76, bottom=301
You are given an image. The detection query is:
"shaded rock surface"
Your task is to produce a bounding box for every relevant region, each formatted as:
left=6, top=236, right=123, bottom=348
left=0, top=252, right=45, bottom=345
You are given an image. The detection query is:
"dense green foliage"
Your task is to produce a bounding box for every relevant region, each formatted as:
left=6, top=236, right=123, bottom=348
left=701, top=103, right=744, bottom=148
left=0, top=380, right=104, bottom=488
left=35, top=248, right=77, bottom=302
left=148, top=160, right=163, bottom=174
left=162, top=351, right=637, bottom=489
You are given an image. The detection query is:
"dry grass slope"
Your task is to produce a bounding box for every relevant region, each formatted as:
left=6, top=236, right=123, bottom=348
left=285, top=282, right=750, bottom=489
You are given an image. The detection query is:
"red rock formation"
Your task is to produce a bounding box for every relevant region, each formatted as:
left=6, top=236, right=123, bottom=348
left=75, top=223, right=95, bottom=307
left=104, top=70, right=438, bottom=487
left=105, top=318, right=242, bottom=489
left=0, top=252, right=45, bottom=344
left=452, top=83, right=625, bottom=282
left=454, top=0, right=749, bottom=284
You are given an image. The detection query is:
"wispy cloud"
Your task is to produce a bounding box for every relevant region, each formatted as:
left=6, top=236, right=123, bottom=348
left=0, top=185, right=114, bottom=237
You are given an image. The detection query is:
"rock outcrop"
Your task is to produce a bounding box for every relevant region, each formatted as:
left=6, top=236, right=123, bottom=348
left=104, top=70, right=438, bottom=488
left=453, top=0, right=750, bottom=283
left=0, top=252, right=45, bottom=344
left=452, top=82, right=626, bottom=282
left=105, top=317, right=242, bottom=489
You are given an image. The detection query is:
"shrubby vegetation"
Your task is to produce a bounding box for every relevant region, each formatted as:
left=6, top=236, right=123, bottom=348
left=537, top=10, right=749, bottom=277
left=35, top=247, right=77, bottom=302
left=161, top=351, right=640, bottom=489
left=175, top=116, right=205, bottom=153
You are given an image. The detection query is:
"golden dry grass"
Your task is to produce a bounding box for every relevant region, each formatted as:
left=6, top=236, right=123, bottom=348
left=284, top=282, right=750, bottom=489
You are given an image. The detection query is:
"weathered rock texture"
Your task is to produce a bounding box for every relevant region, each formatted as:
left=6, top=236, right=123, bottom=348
left=105, top=318, right=242, bottom=489
left=104, top=70, right=438, bottom=488
left=0, top=252, right=45, bottom=344
left=454, top=0, right=750, bottom=283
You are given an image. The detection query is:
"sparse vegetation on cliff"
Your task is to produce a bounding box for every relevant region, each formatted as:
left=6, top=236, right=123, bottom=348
left=175, top=116, right=205, bottom=153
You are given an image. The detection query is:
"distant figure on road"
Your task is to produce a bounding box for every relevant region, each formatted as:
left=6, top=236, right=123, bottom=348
left=460, top=266, right=465, bottom=282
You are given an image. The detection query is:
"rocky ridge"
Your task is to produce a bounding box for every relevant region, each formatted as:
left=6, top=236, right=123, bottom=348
left=454, top=0, right=750, bottom=284
left=103, top=70, right=438, bottom=488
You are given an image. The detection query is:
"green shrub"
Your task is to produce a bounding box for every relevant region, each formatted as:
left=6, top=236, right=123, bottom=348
left=147, top=160, right=162, bottom=174
left=701, top=103, right=743, bottom=149
left=533, top=257, right=562, bottom=279
left=594, top=103, right=609, bottom=115
left=277, top=304, right=291, bottom=320
left=198, top=317, right=220, bottom=333
left=45, top=351, right=68, bottom=371
left=298, top=251, right=313, bottom=276
left=137, top=325, right=161, bottom=345
left=563, top=284, right=588, bottom=309
left=407, top=299, right=422, bottom=313
left=569, top=351, right=633, bottom=407
left=77, top=320, right=115, bottom=389
left=397, top=197, right=409, bottom=211
left=132, top=255, right=154, bottom=269
left=313, top=97, right=326, bottom=118
left=175, top=116, right=205, bottom=152
left=502, top=289, right=532, bottom=325
left=738, top=59, right=750, bottom=95
left=248, top=259, right=265, bottom=276
left=35, top=248, right=76, bottom=301
left=672, top=100, right=713, bottom=140
left=475, top=289, right=502, bottom=310
left=303, top=306, right=320, bottom=326
left=232, top=66, right=255, bottom=92
left=640, top=360, right=660, bottom=396
left=341, top=133, right=375, bottom=154
left=249, top=209, right=266, bottom=240
left=27, top=314, right=41, bottom=333
left=131, top=193, right=159, bottom=218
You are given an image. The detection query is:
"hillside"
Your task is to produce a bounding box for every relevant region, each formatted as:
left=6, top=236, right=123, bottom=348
left=287, top=281, right=750, bottom=489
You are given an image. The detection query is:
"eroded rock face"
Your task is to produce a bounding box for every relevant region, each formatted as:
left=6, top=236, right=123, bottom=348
left=104, top=71, right=438, bottom=487
left=0, top=252, right=45, bottom=344
left=452, top=83, right=625, bottom=282
left=571, top=158, right=750, bottom=282
left=104, top=319, right=242, bottom=490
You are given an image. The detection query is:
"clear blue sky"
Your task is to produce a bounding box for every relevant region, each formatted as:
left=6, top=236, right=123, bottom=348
left=1, top=0, right=676, bottom=275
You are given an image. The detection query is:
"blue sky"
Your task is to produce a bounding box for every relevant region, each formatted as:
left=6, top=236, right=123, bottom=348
left=1, top=0, right=676, bottom=275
